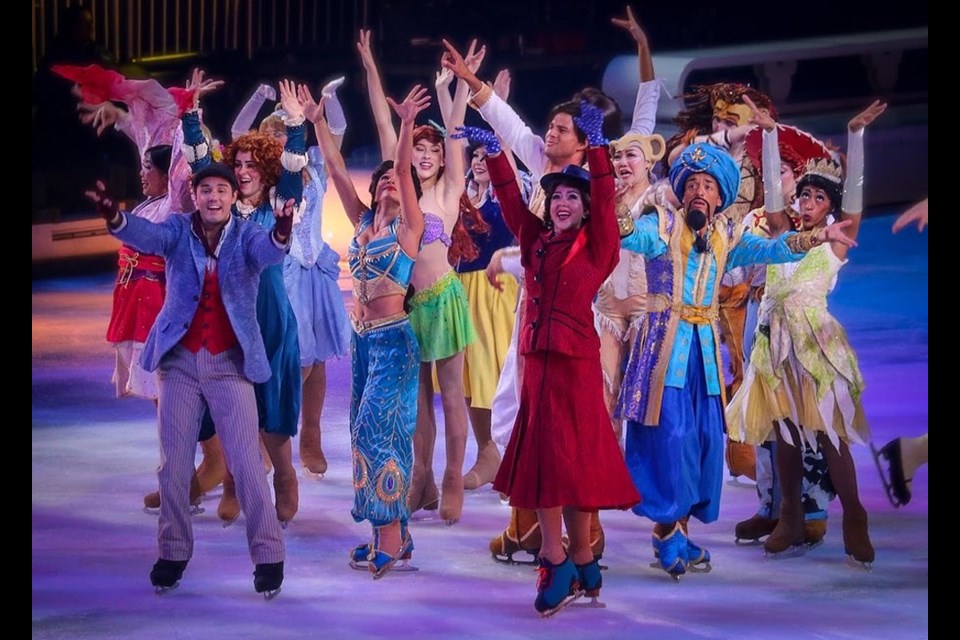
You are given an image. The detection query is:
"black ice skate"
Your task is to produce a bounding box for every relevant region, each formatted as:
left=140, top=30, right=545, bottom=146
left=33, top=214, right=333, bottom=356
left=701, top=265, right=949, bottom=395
left=149, top=558, right=188, bottom=595
left=253, top=561, right=284, bottom=600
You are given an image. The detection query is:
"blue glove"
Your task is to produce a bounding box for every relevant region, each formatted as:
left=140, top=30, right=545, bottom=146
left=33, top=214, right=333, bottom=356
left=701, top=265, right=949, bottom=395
left=451, top=125, right=501, bottom=155
left=573, top=100, right=608, bottom=146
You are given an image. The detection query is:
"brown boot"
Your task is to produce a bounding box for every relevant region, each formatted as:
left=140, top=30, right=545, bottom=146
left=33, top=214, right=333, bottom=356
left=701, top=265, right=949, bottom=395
left=407, top=464, right=439, bottom=513
left=803, top=519, right=828, bottom=547
left=726, top=438, right=757, bottom=481
left=196, top=434, right=226, bottom=494
left=299, top=422, right=328, bottom=477
left=735, top=514, right=778, bottom=543
left=217, top=470, right=241, bottom=525
left=143, top=470, right=203, bottom=510
left=439, top=468, right=464, bottom=525
left=842, top=508, right=874, bottom=565
left=463, top=442, right=501, bottom=491
left=273, top=468, right=299, bottom=525
left=763, top=434, right=805, bottom=555
left=489, top=507, right=541, bottom=564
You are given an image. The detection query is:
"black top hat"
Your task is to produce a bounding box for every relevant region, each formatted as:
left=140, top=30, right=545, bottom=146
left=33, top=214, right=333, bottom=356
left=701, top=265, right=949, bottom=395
left=539, top=164, right=590, bottom=193
left=191, top=162, right=239, bottom=192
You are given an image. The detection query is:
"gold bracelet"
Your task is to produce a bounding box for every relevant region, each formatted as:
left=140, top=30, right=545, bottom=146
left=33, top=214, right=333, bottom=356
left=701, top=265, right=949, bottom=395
left=785, top=229, right=820, bottom=253
left=617, top=214, right=635, bottom=238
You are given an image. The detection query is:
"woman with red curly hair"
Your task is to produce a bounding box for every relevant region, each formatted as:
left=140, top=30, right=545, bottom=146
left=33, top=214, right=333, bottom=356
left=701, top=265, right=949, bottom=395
left=181, top=71, right=307, bottom=528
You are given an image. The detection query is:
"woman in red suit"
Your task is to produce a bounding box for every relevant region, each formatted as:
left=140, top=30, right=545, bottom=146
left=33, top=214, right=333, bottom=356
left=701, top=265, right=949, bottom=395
left=457, top=100, right=640, bottom=617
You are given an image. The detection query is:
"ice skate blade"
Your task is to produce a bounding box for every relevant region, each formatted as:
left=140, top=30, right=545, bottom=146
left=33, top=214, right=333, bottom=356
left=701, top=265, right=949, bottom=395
left=735, top=537, right=765, bottom=546
left=539, top=591, right=585, bottom=618
left=805, top=538, right=825, bottom=551
left=569, top=596, right=606, bottom=609
left=220, top=516, right=239, bottom=528
left=143, top=504, right=204, bottom=516
left=648, top=560, right=686, bottom=580
left=301, top=467, right=325, bottom=481
left=726, top=477, right=756, bottom=488
left=350, top=559, right=417, bottom=572
left=371, top=560, right=419, bottom=579
left=153, top=583, right=179, bottom=595
left=872, top=441, right=910, bottom=508
left=763, top=545, right=806, bottom=560
left=260, top=587, right=282, bottom=600
left=687, top=562, right=712, bottom=573
left=409, top=511, right=442, bottom=523
left=845, top=555, right=873, bottom=572
left=491, top=552, right=539, bottom=567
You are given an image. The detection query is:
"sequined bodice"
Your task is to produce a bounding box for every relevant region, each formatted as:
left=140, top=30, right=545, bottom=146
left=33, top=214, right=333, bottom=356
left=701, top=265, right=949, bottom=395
left=347, top=210, right=416, bottom=305
left=422, top=212, right=451, bottom=246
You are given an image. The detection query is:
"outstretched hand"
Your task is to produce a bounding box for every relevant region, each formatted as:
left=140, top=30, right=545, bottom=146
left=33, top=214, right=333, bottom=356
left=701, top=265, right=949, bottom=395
left=386, top=85, right=432, bottom=124
left=485, top=250, right=506, bottom=292
left=492, top=69, right=512, bottom=101
left=892, top=198, right=928, bottom=233
left=742, top=95, right=775, bottom=132
left=611, top=5, right=649, bottom=48
left=84, top=180, right=120, bottom=224
left=440, top=39, right=471, bottom=80
left=78, top=101, right=122, bottom=136
left=356, top=29, right=378, bottom=71
left=186, top=68, right=225, bottom=110
left=435, top=66, right=454, bottom=90
left=451, top=126, right=501, bottom=155
left=273, top=197, right=296, bottom=242
left=463, top=39, right=487, bottom=74
left=816, top=219, right=858, bottom=248
left=848, top=100, right=888, bottom=132
left=297, top=84, right=323, bottom=123
left=278, top=78, right=303, bottom=121
left=573, top=100, right=609, bottom=146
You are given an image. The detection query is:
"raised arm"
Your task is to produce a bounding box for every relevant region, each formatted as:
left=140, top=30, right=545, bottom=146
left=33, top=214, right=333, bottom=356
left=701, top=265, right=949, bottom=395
left=230, top=82, right=276, bottom=141
left=573, top=102, right=619, bottom=270
left=357, top=29, right=398, bottom=162
left=299, top=83, right=365, bottom=227
left=612, top=4, right=660, bottom=135
left=835, top=99, right=888, bottom=258
left=274, top=79, right=308, bottom=207
left=321, top=76, right=348, bottom=150
left=438, top=40, right=485, bottom=203
left=743, top=94, right=791, bottom=238
left=490, top=69, right=528, bottom=196
left=180, top=68, right=225, bottom=173
left=387, top=85, right=432, bottom=255
left=441, top=39, right=547, bottom=177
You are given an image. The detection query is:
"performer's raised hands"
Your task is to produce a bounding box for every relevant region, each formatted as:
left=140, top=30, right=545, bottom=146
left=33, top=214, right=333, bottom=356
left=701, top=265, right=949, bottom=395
left=386, top=84, right=432, bottom=124
left=848, top=99, right=888, bottom=133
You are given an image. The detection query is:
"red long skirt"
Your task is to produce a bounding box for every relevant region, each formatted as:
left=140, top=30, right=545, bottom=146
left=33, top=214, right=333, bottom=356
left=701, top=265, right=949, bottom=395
left=493, top=349, right=641, bottom=511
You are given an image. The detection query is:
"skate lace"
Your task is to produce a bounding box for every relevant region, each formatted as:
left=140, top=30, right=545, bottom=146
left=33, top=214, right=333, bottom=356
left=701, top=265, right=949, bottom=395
left=536, top=565, right=551, bottom=590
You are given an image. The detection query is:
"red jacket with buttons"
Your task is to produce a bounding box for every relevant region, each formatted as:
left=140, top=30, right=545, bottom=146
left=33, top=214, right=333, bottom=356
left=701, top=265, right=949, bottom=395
left=488, top=146, right=618, bottom=359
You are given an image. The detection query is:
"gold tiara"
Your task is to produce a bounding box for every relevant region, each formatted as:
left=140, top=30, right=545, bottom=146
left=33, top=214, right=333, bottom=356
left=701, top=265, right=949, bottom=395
left=802, top=157, right=842, bottom=184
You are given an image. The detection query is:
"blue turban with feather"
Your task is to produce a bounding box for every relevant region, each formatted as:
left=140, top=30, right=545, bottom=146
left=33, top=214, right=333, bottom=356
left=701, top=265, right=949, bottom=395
left=668, top=143, right=741, bottom=213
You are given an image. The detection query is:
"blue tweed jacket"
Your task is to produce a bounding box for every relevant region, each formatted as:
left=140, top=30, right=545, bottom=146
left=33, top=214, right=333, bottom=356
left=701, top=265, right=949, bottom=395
left=111, top=211, right=288, bottom=383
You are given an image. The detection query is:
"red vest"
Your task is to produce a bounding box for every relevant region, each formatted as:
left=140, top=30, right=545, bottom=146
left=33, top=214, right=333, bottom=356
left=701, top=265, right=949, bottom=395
left=180, top=266, right=238, bottom=355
